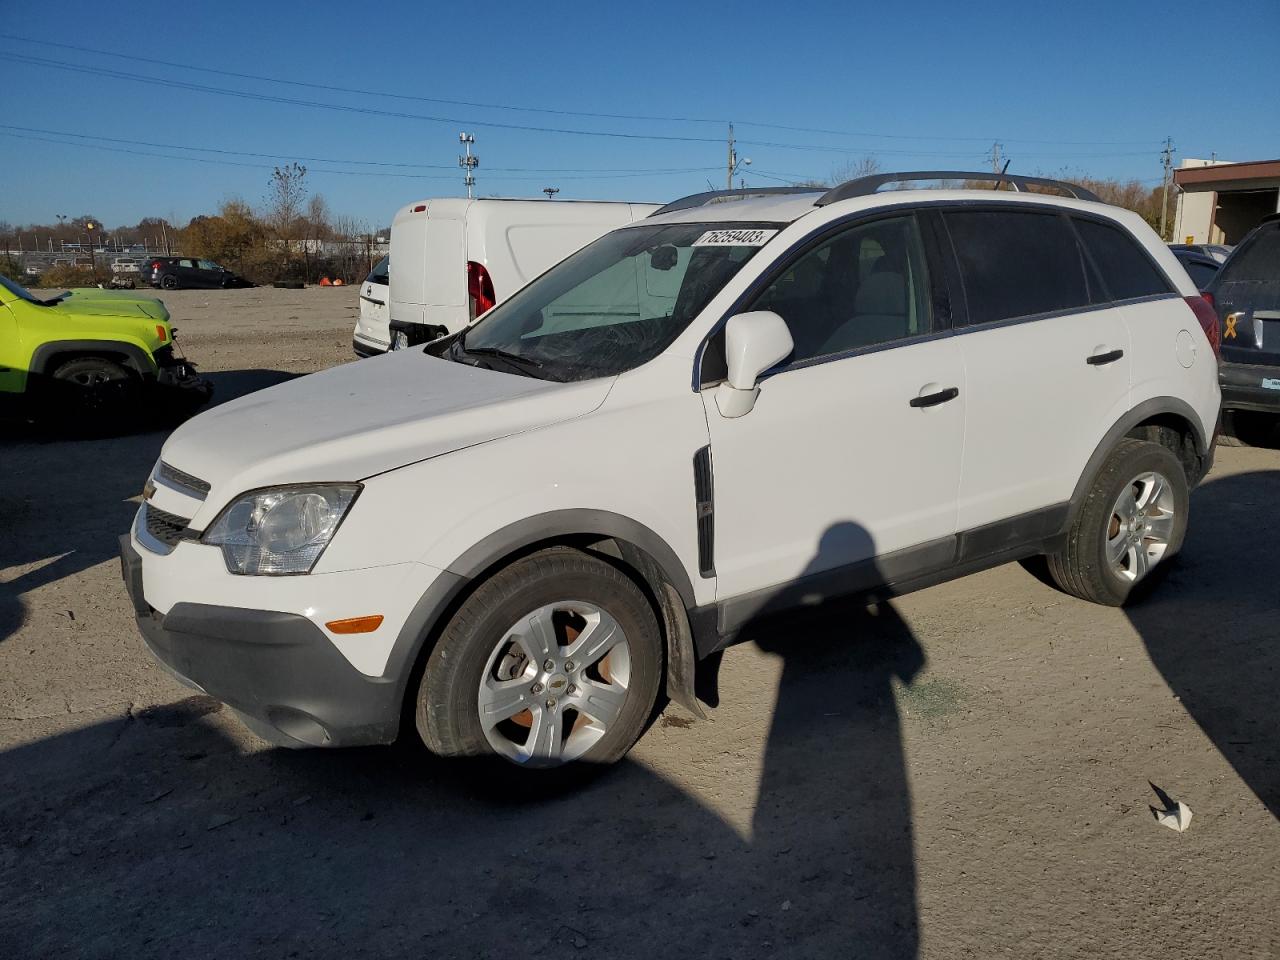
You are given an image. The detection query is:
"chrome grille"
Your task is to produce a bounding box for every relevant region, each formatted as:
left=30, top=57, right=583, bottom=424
left=157, top=461, right=210, bottom=500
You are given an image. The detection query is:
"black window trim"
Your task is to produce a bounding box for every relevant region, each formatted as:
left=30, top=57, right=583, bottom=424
left=934, top=201, right=1181, bottom=333
left=693, top=207, right=953, bottom=389
left=1066, top=210, right=1179, bottom=305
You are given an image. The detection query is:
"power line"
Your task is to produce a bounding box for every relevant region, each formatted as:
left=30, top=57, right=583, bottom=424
left=0, top=43, right=1167, bottom=156
left=0, top=33, right=1165, bottom=146
left=0, top=130, right=715, bottom=181
left=0, top=122, right=719, bottom=174
left=0, top=52, right=728, bottom=145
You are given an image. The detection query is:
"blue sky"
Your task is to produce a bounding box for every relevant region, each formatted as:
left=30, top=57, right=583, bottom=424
left=2, top=0, right=1277, bottom=230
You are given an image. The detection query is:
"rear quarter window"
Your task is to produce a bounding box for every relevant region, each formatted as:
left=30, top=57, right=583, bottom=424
left=943, top=209, right=1090, bottom=324
left=1073, top=217, right=1173, bottom=301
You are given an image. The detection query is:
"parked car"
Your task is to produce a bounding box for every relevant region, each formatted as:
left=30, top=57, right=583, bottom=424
left=1170, top=243, right=1232, bottom=264
left=0, top=275, right=210, bottom=423
left=112, top=257, right=141, bottom=274
left=121, top=173, right=1219, bottom=773
left=1170, top=246, right=1220, bottom=290
left=24, top=263, right=42, bottom=277
left=1205, top=213, right=1280, bottom=435
left=352, top=255, right=390, bottom=357
left=143, top=256, right=253, bottom=290
left=382, top=197, right=658, bottom=353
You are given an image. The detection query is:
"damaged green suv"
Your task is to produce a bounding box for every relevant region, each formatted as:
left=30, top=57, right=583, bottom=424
left=0, top=276, right=210, bottom=424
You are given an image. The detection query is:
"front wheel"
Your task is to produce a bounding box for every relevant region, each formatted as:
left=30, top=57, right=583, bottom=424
left=48, top=356, right=140, bottom=426
left=417, top=547, right=663, bottom=769
left=1046, top=438, right=1189, bottom=605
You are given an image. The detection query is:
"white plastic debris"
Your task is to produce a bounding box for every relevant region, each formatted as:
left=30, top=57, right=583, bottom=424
left=1154, top=801, right=1193, bottom=833
left=1148, top=782, right=1193, bottom=833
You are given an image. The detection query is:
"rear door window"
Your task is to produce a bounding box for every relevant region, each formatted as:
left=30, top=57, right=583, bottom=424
left=943, top=209, right=1090, bottom=324
left=1216, top=223, right=1280, bottom=286
left=1073, top=217, right=1173, bottom=301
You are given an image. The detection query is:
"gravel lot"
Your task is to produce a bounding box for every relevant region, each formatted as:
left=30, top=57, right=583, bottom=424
left=1, top=287, right=1276, bottom=959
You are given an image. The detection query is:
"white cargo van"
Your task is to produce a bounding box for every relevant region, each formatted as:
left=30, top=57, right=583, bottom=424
left=376, top=198, right=657, bottom=353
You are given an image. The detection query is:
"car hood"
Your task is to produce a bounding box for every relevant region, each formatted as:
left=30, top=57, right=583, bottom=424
left=53, top=289, right=169, bottom=322
left=161, top=350, right=613, bottom=521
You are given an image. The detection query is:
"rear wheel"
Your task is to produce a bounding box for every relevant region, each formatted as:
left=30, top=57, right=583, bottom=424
left=417, top=547, right=663, bottom=769
left=160, top=274, right=179, bottom=290
left=1046, top=439, right=1188, bottom=605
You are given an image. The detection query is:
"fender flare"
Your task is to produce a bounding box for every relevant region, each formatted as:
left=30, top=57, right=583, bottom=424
left=381, top=510, right=705, bottom=731
left=1066, top=396, right=1210, bottom=526
left=29, top=339, right=156, bottom=378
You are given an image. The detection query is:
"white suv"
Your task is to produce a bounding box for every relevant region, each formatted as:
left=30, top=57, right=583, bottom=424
left=121, top=173, right=1221, bottom=770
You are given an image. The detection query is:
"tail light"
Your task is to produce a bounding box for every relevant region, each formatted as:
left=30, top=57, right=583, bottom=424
left=1184, top=295, right=1220, bottom=359
left=467, top=261, right=496, bottom=320
left=150, top=261, right=162, bottom=271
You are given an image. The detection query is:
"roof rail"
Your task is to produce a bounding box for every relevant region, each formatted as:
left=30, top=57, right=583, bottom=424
left=815, top=171, right=1101, bottom=206
left=649, top=186, right=819, bottom=218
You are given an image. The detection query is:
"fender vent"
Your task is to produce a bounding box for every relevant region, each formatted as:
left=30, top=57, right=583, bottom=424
left=693, top=445, right=715, bottom=578
left=157, top=461, right=210, bottom=499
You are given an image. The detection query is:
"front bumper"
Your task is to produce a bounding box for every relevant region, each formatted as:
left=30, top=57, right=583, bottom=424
left=120, top=536, right=402, bottom=748
left=1220, top=360, right=1280, bottom=414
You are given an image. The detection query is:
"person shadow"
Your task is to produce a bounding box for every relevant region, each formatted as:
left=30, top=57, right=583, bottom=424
left=1124, top=468, right=1280, bottom=817
left=696, top=521, right=926, bottom=955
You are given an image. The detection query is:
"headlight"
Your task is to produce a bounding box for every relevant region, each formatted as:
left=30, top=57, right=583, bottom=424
left=202, top=484, right=361, bottom=575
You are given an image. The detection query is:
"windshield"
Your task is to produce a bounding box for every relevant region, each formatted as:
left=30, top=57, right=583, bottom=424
left=0, top=274, right=43, bottom=304
left=459, top=221, right=780, bottom=381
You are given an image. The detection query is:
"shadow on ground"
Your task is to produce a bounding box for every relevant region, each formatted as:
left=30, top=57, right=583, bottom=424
left=1126, top=469, right=1280, bottom=816
left=0, top=523, right=924, bottom=958
left=0, top=370, right=300, bottom=647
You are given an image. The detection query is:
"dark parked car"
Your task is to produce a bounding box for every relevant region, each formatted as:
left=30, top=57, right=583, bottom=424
left=1170, top=247, right=1220, bottom=291
left=1169, top=242, right=1233, bottom=264
left=1205, top=214, right=1280, bottom=437
left=143, top=257, right=253, bottom=290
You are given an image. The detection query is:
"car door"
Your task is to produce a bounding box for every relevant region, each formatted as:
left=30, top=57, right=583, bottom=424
left=196, top=260, right=224, bottom=288
left=702, top=211, right=966, bottom=621
left=940, top=206, right=1132, bottom=532
left=357, top=256, right=391, bottom=346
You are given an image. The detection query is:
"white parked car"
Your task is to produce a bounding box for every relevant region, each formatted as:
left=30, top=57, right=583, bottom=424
left=352, top=255, right=390, bottom=356
left=112, top=258, right=141, bottom=274
left=372, top=197, right=658, bottom=355
left=122, top=173, right=1221, bottom=772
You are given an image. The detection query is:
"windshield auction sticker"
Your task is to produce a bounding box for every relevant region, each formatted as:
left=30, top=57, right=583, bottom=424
left=692, top=228, right=778, bottom=247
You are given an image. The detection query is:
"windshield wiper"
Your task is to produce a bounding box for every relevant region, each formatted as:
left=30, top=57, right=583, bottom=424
left=462, top=345, right=544, bottom=370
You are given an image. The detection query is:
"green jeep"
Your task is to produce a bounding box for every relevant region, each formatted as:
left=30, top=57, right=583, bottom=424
left=0, top=275, right=211, bottom=423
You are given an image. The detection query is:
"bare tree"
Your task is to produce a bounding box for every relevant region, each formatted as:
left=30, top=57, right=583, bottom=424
left=792, top=156, right=882, bottom=188
left=265, top=162, right=308, bottom=245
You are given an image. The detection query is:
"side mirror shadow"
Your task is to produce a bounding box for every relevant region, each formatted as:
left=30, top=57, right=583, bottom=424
left=715, top=310, right=793, bottom=418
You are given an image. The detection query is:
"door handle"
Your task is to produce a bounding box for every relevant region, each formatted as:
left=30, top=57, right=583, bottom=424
left=909, top=386, right=960, bottom=408
left=1086, top=348, right=1124, bottom=366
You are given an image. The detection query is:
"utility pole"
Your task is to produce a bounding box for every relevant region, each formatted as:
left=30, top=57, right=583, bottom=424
left=459, top=133, right=479, bottom=199
left=726, top=123, right=750, bottom=189
left=727, top=123, right=736, bottom=190
left=542, top=187, right=559, bottom=200
left=990, top=142, right=1003, bottom=174
left=1159, top=137, right=1175, bottom=241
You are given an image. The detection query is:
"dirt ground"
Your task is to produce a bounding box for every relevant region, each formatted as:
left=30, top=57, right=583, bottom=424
left=1, top=287, right=1276, bottom=959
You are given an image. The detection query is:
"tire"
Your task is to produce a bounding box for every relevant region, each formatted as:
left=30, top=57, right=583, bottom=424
left=1046, top=438, right=1189, bottom=606
left=48, top=356, right=140, bottom=426
left=417, top=546, right=663, bottom=769
left=159, top=274, right=179, bottom=290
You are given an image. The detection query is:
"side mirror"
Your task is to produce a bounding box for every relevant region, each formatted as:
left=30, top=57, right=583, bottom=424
left=715, top=310, right=793, bottom=418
